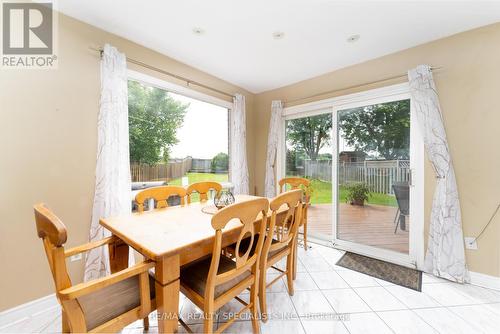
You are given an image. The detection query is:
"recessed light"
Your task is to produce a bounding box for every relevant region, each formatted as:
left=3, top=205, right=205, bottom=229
left=272, top=31, right=285, bottom=40
left=192, top=27, right=205, bottom=35
left=347, top=34, right=360, bottom=43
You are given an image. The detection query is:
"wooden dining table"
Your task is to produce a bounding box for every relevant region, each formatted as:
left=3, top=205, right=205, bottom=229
left=100, top=194, right=280, bottom=333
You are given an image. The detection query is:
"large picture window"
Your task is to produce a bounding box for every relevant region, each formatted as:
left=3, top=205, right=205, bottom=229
left=128, top=79, right=229, bottom=200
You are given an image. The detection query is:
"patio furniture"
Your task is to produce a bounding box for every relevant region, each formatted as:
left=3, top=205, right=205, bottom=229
left=134, top=185, right=187, bottom=212
left=392, top=182, right=410, bottom=233
left=186, top=181, right=222, bottom=203
left=34, top=204, right=156, bottom=333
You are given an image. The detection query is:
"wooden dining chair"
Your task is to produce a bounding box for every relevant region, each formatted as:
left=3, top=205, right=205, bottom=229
left=179, top=198, right=269, bottom=334
left=135, top=185, right=187, bottom=212
left=258, top=189, right=303, bottom=321
left=278, top=177, right=311, bottom=251
left=34, top=204, right=156, bottom=333
left=186, top=181, right=222, bottom=204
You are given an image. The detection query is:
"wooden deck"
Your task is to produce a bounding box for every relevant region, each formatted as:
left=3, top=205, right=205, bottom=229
left=307, top=203, right=409, bottom=254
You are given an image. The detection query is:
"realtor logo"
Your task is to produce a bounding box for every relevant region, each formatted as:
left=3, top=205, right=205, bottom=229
left=1, top=0, right=58, bottom=68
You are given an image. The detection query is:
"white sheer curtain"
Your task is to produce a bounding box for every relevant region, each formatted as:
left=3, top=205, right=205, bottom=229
left=84, top=44, right=132, bottom=281
left=408, top=65, right=469, bottom=283
left=230, top=94, right=250, bottom=195
left=264, top=100, right=283, bottom=198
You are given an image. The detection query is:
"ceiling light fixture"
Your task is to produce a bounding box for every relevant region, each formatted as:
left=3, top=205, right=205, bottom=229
left=272, top=31, right=285, bottom=40
left=192, top=27, right=205, bottom=35
left=347, top=34, right=360, bottom=43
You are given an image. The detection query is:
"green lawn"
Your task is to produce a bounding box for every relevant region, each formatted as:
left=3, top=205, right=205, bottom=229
left=169, top=172, right=228, bottom=203
left=170, top=173, right=396, bottom=207
left=294, top=178, right=397, bottom=207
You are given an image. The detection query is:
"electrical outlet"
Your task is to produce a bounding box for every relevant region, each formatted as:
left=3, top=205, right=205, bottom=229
left=70, top=253, right=83, bottom=262
left=464, top=237, right=478, bottom=250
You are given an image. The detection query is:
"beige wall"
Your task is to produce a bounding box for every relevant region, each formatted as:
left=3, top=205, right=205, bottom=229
left=252, top=23, right=500, bottom=278
left=0, top=13, right=255, bottom=311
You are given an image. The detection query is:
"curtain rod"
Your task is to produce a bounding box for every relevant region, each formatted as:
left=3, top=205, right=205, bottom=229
left=283, top=66, right=443, bottom=106
left=89, top=46, right=236, bottom=99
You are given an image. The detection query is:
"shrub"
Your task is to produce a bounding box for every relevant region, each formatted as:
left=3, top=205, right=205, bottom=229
left=211, top=152, right=229, bottom=173
left=345, top=182, right=370, bottom=206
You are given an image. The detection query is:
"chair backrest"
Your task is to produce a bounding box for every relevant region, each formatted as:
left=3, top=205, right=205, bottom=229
left=264, top=189, right=303, bottom=256
left=186, top=181, right=222, bottom=204
left=392, top=182, right=410, bottom=215
left=279, top=177, right=311, bottom=203
left=206, top=198, right=269, bottom=299
left=34, top=203, right=72, bottom=292
left=135, top=185, right=187, bottom=212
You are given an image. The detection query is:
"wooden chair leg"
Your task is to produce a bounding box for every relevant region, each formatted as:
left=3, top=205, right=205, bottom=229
left=250, top=275, right=261, bottom=334
left=303, top=219, right=308, bottom=251
left=293, top=238, right=298, bottom=280
left=203, top=315, right=214, bottom=334
left=143, top=316, right=149, bottom=331
left=286, top=254, right=294, bottom=296
left=259, top=267, right=268, bottom=322
left=61, top=310, right=70, bottom=333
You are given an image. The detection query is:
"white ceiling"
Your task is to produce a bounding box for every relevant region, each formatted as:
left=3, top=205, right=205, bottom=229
left=58, top=0, right=500, bottom=93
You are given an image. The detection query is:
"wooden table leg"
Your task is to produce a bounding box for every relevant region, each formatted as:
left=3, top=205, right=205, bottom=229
left=155, top=254, right=180, bottom=333
left=108, top=237, right=129, bottom=273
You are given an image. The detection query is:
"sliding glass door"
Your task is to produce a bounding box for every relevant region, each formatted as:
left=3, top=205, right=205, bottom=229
left=284, top=112, right=333, bottom=241
left=280, top=84, right=424, bottom=268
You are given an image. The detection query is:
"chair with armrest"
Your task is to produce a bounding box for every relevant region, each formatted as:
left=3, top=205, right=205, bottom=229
left=186, top=181, right=222, bottom=204
left=179, top=198, right=269, bottom=334
left=135, top=185, right=187, bottom=212
left=34, top=204, right=156, bottom=333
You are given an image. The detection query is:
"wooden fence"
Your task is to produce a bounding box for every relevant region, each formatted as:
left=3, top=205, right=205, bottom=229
left=302, top=159, right=410, bottom=194
left=190, top=159, right=212, bottom=172
left=131, top=158, right=192, bottom=182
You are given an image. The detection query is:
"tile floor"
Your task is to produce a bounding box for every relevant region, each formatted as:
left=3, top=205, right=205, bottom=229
left=2, top=243, right=500, bottom=334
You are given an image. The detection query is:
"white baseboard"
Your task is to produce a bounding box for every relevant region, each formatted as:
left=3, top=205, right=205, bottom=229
left=469, top=271, right=500, bottom=291
left=0, top=294, right=59, bottom=330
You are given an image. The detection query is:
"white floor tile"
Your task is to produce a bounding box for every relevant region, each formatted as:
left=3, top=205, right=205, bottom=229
left=265, top=272, right=289, bottom=293
left=261, top=319, right=305, bottom=334
left=336, top=269, right=380, bottom=288
left=301, top=319, right=349, bottom=334
left=422, top=273, right=449, bottom=284
left=448, top=304, right=500, bottom=333
left=218, top=320, right=254, bottom=334
left=291, top=272, right=319, bottom=291
left=299, top=256, right=333, bottom=272
left=484, top=303, right=500, bottom=316
left=384, top=285, right=440, bottom=309
left=261, top=292, right=297, bottom=320
left=342, top=312, right=392, bottom=334
left=355, top=287, right=407, bottom=311
left=377, top=310, right=437, bottom=334
left=412, top=307, right=481, bottom=334
left=322, top=289, right=371, bottom=313
left=289, top=290, right=335, bottom=316
left=450, top=283, right=500, bottom=304
left=310, top=271, right=349, bottom=290
left=422, top=283, right=479, bottom=306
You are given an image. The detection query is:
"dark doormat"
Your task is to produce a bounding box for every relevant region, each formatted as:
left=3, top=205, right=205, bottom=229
left=336, top=252, right=422, bottom=291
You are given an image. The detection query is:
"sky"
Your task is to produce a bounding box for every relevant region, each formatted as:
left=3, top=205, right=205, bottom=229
left=168, top=92, right=228, bottom=159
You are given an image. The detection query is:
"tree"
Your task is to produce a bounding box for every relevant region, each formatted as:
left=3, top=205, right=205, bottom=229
left=339, top=100, right=410, bottom=160
left=128, top=81, right=188, bottom=165
left=211, top=152, right=229, bottom=173
left=286, top=114, right=332, bottom=161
